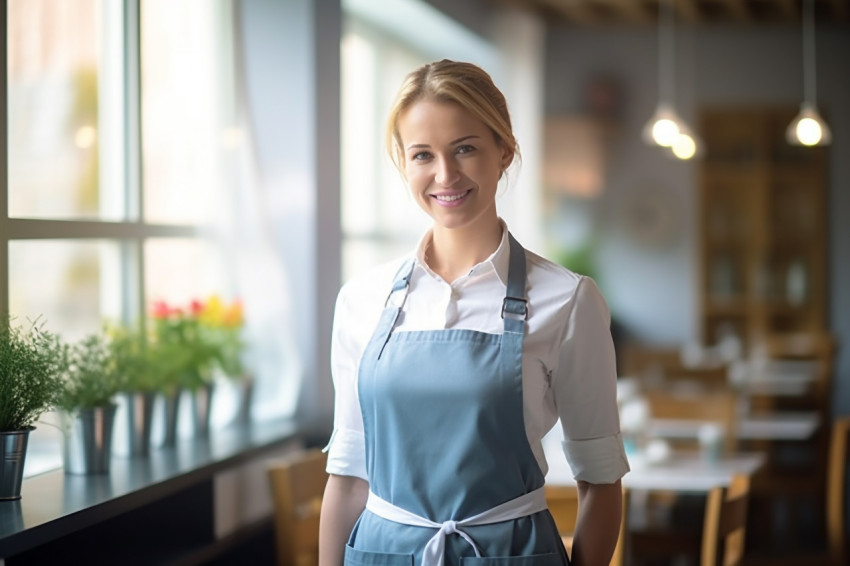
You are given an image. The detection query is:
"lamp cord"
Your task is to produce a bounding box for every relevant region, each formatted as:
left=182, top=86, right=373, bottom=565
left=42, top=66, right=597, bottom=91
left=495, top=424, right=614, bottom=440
left=658, top=0, right=675, bottom=106
left=802, top=0, right=817, bottom=104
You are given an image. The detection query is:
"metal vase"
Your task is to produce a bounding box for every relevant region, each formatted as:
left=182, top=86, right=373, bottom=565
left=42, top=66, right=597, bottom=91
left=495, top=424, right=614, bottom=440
left=113, top=391, right=156, bottom=457
left=0, top=428, right=33, bottom=500
left=154, top=388, right=181, bottom=448
left=62, top=405, right=117, bottom=475
left=236, top=375, right=254, bottom=425
left=188, top=382, right=215, bottom=438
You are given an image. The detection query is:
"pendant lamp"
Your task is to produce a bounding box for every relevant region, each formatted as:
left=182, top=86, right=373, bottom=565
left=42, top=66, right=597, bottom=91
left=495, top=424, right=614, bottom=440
left=642, top=0, right=700, bottom=159
left=787, top=0, right=831, bottom=146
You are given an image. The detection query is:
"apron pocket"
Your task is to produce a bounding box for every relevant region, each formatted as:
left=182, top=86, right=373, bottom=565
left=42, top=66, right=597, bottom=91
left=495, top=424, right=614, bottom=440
left=344, top=544, right=414, bottom=566
left=461, top=552, right=565, bottom=566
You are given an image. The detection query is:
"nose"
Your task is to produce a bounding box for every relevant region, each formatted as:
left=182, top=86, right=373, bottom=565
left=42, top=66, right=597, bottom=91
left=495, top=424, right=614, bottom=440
left=434, top=155, right=461, bottom=186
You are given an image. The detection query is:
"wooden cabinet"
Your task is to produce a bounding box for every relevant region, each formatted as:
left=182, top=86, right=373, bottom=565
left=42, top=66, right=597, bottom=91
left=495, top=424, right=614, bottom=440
left=698, top=108, right=828, bottom=350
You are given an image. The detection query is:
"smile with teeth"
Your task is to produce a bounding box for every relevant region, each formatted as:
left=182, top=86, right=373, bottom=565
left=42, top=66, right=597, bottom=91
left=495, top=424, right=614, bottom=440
left=433, top=189, right=471, bottom=202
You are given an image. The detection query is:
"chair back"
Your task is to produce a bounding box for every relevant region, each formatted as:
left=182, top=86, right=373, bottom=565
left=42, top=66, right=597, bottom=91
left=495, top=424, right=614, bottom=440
left=644, top=388, right=739, bottom=454
left=701, top=474, right=750, bottom=566
left=545, top=484, right=627, bottom=566
left=621, top=342, right=682, bottom=379
left=827, top=416, right=850, bottom=565
left=763, top=331, right=837, bottom=410
left=665, top=365, right=729, bottom=390
left=267, top=449, right=328, bottom=566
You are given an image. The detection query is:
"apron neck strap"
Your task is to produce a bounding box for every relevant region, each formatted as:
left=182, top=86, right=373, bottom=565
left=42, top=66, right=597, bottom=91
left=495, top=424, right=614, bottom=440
left=385, top=258, right=416, bottom=309
left=384, top=233, right=527, bottom=331
left=501, top=233, right=528, bottom=334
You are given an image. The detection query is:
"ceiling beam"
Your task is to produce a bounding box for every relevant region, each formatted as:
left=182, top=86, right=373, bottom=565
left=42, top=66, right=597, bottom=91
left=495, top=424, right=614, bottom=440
left=830, top=0, right=849, bottom=19
left=492, top=0, right=850, bottom=25
left=535, top=0, right=601, bottom=25
left=772, top=0, right=797, bottom=19
left=674, top=0, right=701, bottom=23
left=599, top=0, right=653, bottom=23
left=713, top=0, right=751, bottom=22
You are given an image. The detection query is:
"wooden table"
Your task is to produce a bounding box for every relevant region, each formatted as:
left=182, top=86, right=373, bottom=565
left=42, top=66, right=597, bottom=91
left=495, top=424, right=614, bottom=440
left=647, top=411, right=821, bottom=442
left=542, top=427, right=765, bottom=493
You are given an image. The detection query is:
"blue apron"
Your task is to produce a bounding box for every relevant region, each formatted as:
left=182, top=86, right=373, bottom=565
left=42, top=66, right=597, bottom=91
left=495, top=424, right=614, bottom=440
left=345, top=234, right=569, bottom=566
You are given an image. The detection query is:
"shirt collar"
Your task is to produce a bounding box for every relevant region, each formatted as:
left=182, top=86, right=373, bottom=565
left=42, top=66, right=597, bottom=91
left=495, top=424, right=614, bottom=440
left=413, top=219, right=511, bottom=287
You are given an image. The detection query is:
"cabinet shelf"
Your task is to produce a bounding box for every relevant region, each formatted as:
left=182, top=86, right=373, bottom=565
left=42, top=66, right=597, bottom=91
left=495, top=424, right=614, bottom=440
left=698, top=107, right=827, bottom=347
left=704, top=299, right=749, bottom=315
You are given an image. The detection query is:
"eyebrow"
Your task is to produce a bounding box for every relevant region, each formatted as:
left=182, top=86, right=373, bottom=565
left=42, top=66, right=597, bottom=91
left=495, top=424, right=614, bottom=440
left=405, top=135, right=480, bottom=151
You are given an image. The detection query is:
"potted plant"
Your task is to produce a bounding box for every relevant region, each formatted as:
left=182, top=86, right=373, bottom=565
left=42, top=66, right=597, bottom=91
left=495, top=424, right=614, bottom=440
left=56, top=331, right=127, bottom=475
left=0, top=316, right=66, bottom=499
left=108, top=324, right=160, bottom=457
left=150, top=300, right=220, bottom=438
left=199, top=295, right=253, bottom=423
left=145, top=338, right=190, bottom=447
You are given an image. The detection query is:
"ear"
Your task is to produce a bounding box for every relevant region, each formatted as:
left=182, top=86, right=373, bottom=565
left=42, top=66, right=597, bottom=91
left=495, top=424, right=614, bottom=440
left=500, top=145, right=514, bottom=172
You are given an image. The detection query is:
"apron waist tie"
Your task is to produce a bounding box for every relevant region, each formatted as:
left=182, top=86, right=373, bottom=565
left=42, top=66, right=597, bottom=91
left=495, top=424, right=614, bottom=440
left=365, top=486, right=548, bottom=566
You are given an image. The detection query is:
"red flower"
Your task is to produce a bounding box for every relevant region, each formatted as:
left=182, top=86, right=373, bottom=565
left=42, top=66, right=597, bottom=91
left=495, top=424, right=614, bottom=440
left=190, top=300, right=205, bottom=316
left=151, top=300, right=172, bottom=319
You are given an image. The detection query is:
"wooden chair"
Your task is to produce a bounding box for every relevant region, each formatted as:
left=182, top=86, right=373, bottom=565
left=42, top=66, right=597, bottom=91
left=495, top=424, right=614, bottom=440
left=701, top=474, right=751, bottom=566
left=755, top=331, right=837, bottom=414
left=267, top=449, right=329, bottom=566
left=545, top=484, right=627, bottom=566
left=643, top=388, right=740, bottom=454
left=621, top=342, right=683, bottom=379
left=665, top=364, right=730, bottom=391
left=826, top=416, right=849, bottom=566
left=628, top=475, right=752, bottom=566
left=746, top=416, right=849, bottom=566
left=743, top=332, right=839, bottom=559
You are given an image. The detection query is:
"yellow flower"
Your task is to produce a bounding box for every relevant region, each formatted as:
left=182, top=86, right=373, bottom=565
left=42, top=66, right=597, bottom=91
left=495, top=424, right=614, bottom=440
left=200, top=295, right=225, bottom=327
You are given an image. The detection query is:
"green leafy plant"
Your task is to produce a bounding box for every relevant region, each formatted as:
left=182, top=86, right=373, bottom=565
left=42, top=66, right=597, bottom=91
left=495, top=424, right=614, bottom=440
left=107, top=324, right=161, bottom=393
left=142, top=338, right=191, bottom=395
left=56, top=331, right=127, bottom=414
left=0, top=316, right=66, bottom=431
left=150, top=300, right=221, bottom=391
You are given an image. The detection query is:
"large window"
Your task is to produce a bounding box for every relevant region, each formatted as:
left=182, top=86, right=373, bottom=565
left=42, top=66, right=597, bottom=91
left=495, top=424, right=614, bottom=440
left=339, top=0, right=503, bottom=282
left=340, top=19, right=430, bottom=281
left=5, top=0, right=259, bottom=476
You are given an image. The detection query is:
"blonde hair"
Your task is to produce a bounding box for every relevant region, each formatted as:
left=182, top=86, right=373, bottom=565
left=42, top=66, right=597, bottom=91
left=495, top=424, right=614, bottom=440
left=385, top=60, right=520, bottom=175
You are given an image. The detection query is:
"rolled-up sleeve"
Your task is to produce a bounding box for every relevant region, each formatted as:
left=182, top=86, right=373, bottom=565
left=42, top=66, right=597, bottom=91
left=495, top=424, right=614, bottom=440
left=554, top=277, right=629, bottom=484
left=323, top=285, right=368, bottom=481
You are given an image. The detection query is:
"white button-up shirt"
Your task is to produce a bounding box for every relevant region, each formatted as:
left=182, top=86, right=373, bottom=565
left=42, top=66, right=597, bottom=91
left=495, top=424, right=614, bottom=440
left=326, top=223, right=630, bottom=485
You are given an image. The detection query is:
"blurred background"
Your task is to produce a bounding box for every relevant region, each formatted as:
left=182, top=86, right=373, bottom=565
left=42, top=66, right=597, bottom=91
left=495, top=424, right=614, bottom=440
left=3, top=0, right=849, bottom=565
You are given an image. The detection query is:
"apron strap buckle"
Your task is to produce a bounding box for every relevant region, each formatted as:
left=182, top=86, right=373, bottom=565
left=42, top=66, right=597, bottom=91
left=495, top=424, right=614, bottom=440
left=501, top=297, right=528, bottom=320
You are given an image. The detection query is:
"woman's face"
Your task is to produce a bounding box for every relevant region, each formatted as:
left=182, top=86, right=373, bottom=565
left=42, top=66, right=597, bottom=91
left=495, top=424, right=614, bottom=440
left=397, top=99, right=511, bottom=233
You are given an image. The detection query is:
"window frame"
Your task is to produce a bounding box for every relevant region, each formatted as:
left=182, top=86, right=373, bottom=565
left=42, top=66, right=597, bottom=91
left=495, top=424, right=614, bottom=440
left=1, top=0, right=199, bottom=324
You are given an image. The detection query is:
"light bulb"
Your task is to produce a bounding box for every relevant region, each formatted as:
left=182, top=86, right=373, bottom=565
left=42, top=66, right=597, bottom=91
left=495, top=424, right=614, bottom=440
left=786, top=103, right=832, bottom=146
left=672, top=132, right=697, bottom=160
left=795, top=117, right=823, bottom=146
left=643, top=104, right=685, bottom=147
left=652, top=118, right=680, bottom=147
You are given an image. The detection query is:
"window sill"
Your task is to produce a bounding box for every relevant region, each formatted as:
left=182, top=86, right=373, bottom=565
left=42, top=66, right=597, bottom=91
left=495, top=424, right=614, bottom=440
left=0, top=417, right=302, bottom=564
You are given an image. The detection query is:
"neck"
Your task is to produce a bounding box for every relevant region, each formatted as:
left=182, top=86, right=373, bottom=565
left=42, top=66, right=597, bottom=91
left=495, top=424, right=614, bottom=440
left=426, top=219, right=503, bottom=282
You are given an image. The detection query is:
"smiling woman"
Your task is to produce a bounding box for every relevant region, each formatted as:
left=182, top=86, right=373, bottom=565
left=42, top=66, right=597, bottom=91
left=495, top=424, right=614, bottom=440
left=320, top=60, right=628, bottom=566
left=396, top=99, right=510, bottom=279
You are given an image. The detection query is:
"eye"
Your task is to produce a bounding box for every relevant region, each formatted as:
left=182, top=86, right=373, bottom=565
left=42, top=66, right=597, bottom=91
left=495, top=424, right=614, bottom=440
left=456, top=144, right=476, bottom=155
left=410, top=151, right=432, bottom=161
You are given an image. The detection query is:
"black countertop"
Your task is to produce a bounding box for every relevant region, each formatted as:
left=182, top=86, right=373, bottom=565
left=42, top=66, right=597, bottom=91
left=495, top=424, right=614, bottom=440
left=0, top=417, right=299, bottom=559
